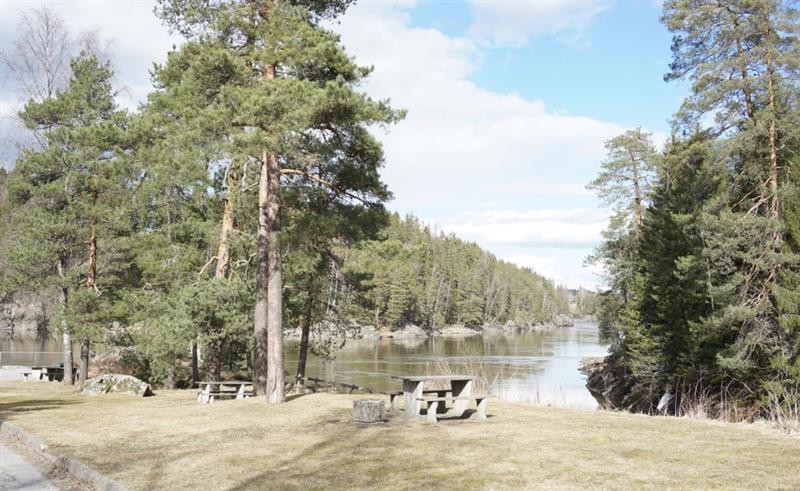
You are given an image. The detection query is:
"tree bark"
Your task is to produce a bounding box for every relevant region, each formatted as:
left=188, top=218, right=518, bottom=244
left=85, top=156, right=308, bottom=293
left=205, top=161, right=238, bottom=383
left=765, top=23, right=779, bottom=221
left=78, top=338, right=89, bottom=383
left=251, top=57, right=285, bottom=402
left=215, top=161, right=238, bottom=278
left=764, top=20, right=782, bottom=290
left=265, top=146, right=285, bottom=404
left=191, top=339, right=199, bottom=384
left=629, top=151, right=643, bottom=230
left=81, top=187, right=97, bottom=384
left=254, top=148, right=271, bottom=396
left=57, top=257, right=73, bottom=385
left=296, top=284, right=314, bottom=385
left=732, top=15, right=755, bottom=120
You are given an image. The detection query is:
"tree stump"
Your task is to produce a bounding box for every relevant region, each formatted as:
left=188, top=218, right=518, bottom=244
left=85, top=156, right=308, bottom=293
left=352, top=399, right=385, bottom=423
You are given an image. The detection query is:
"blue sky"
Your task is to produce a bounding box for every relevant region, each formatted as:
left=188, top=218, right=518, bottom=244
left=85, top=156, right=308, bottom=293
left=405, top=0, right=687, bottom=131
left=0, top=0, right=689, bottom=289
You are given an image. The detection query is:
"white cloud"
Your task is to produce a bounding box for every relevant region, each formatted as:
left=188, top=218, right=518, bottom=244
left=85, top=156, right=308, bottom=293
left=333, top=3, right=626, bottom=287
left=502, top=252, right=554, bottom=274
left=0, top=0, right=182, bottom=110
left=440, top=208, right=608, bottom=248
left=335, top=3, right=624, bottom=213
left=467, top=0, right=612, bottom=47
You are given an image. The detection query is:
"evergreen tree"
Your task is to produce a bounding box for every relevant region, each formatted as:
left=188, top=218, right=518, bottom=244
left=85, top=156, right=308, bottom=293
left=6, top=53, right=130, bottom=384
left=154, top=0, right=401, bottom=402
left=590, top=0, right=800, bottom=415
left=587, top=128, right=658, bottom=352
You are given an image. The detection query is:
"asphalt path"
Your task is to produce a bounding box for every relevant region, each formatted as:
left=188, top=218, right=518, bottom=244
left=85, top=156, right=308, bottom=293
left=0, top=444, right=57, bottom=491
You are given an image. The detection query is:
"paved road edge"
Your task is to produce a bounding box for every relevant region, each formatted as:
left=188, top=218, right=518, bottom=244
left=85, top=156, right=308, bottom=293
left=0, top=419, right=127, bottom=491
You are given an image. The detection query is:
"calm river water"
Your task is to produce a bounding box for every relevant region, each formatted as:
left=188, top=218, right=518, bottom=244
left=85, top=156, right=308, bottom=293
left=286, top=320, right=609, bottom=409
left=2, top=321, right=608, bottom=409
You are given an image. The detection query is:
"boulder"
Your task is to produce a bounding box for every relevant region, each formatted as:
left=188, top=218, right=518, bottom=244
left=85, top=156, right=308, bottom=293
left=386, top=324, right=427, bottom=339
left=552, top=314, right=575, bottom=328
left=78, top=374, right=154, bottom=397
left=358, top=325, right=380, bottom=339
left=352, top=399, right=385, bottom=423
left=435, top=325, right=481, bottom=337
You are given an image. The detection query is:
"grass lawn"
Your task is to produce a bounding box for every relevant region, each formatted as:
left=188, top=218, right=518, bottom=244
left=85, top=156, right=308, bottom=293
left=1, top=380, right=799, bottom=490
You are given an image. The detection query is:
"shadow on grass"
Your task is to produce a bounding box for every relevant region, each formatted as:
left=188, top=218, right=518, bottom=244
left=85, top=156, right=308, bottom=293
left=221, top=404, right=493, bottom=490
left=0, top=399, right=82, bottom=417
left=224, top=421, right=393, bottom=490
left=285, top=393, right=312, bottom=403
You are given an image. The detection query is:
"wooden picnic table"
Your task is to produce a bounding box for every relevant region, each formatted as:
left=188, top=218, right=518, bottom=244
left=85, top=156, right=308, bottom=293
left=391, top=375, right=482, bottom=422
left=30, top=365, right=76, bottom=382
left=196, top=380, right=254, bottom=403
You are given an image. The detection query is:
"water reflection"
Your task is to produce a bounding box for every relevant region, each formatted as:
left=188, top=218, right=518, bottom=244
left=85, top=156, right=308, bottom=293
left=286, top=321, right=609, bottom=409
left=2, top=321, right=609, bottom=409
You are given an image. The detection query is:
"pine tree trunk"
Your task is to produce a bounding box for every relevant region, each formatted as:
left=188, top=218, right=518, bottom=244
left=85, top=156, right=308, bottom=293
left=62, top=324, right=73, bottom=384
left=215, top=161, right=237, bottom=278
left=254, top=149, right=271, bottom=396
left=732, top=16, right=755, bottom=120
left=764, top=21, right=782, bottom=290
left=205, top=161, right=238, bottom=382
left=629, top=150, right=643, bottom=230
left=79, top=338, right=89, bottom=383
left=82, top=196, right=97, bottom=384
left=57, top=257, right=73, bottom=385
left=191, top=339, right=199, bottom=384
left=765, top=25, right=779, bottom=221
left=265, top=147, right=285, bottom=404
left=296, top=288, right=314, bottom=385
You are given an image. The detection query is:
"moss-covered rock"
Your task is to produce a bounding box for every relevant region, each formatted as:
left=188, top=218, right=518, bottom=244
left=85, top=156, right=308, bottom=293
left=78, top=374, right=154, bottom=397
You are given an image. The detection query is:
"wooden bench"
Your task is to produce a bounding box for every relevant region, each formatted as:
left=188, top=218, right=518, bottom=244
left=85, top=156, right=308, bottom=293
left=198, top=391, right=255, bottom=403
left=30, top=365, right=73, bottom=382
left=22, top=372, right=31, bottom=380
left=384, top=389, right=450, bottom=415
left=417, top=395, right=489, bottom=423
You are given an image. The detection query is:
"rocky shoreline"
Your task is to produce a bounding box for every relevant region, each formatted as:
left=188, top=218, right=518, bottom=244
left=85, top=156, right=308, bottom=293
left=285, top=314, right=575, bottom=343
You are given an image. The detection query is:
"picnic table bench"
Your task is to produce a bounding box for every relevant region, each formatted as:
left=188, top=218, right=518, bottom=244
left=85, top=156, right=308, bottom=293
left=390, top=375, right=488, bottom=423
left=196, top=381, right=254, bottom=403
left=30, top=365, right=76, bottom=382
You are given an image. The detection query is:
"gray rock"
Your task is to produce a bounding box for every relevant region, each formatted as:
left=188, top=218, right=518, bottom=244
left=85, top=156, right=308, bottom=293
left=352, top=399, right=385, bottom=423
left=434, top=325, right=480, bottom=337
left=78, top=374, right=154, bottom=397
left=552, top=314, right=575, bottom=327
left=358, top=325, right=380, bottom=339
left=386, top=324, right=427, bottom=339
left=0, top=291, right=55, bottom=338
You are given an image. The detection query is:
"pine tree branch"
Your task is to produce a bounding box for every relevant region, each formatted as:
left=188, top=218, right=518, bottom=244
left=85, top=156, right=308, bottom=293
left=279, top=168, right=375, bottom=207
left=198, top=256, right=218, bottom=278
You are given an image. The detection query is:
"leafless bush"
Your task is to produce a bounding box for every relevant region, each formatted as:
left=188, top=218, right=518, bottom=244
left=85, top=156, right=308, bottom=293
left=766, top=387, right=800, bottom=435
left=435, top=356, right=501, bottom=396
left=670, top=380, right=744, bottom=422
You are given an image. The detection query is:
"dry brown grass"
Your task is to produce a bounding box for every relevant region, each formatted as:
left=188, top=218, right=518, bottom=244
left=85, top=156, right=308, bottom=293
left=1, top=380, right=799, bottom=490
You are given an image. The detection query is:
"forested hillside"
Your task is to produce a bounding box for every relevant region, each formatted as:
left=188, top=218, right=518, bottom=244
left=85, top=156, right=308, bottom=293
left=587, top=0, right=799, bottom=423
left=342, top=214, right=567, bottom=330
left=0, top=3, right=567, bottom=390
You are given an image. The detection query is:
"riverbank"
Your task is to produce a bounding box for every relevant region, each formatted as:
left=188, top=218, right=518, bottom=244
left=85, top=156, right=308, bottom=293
left=1, top=381, right=798, bottom=489
left=285, top=315, right=576, bottom=343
